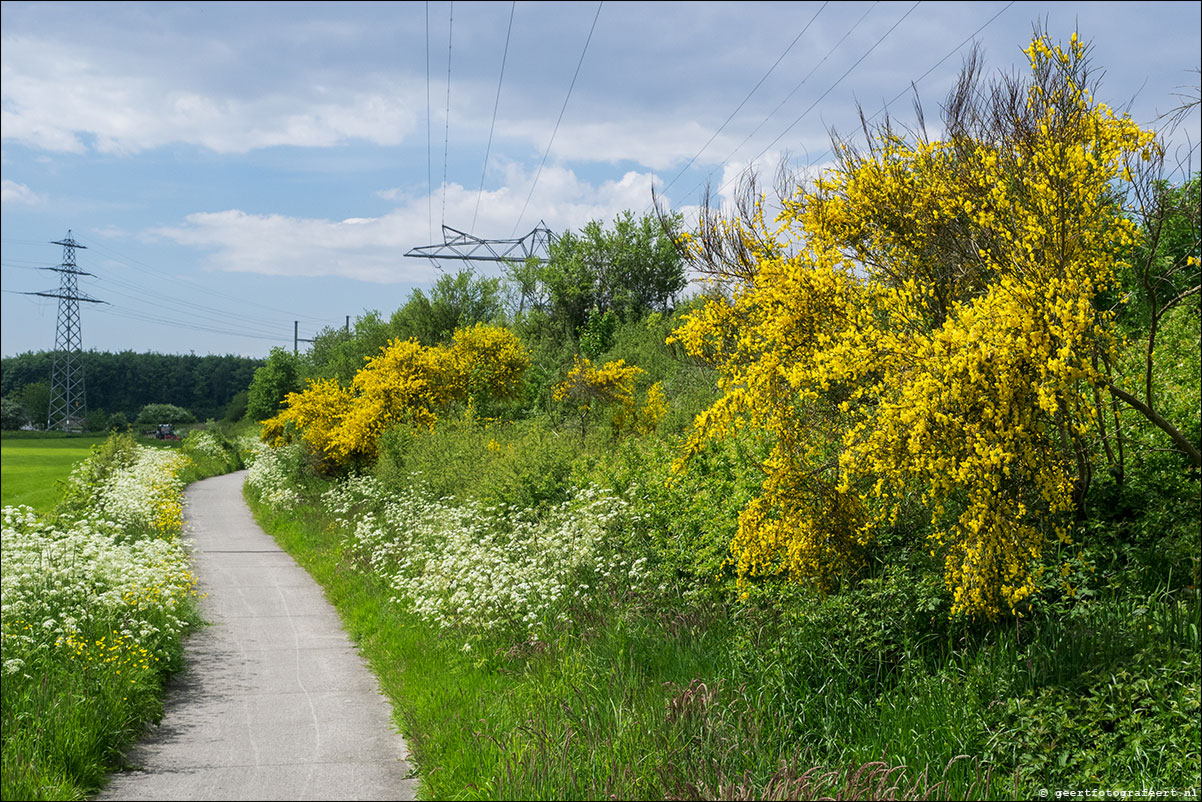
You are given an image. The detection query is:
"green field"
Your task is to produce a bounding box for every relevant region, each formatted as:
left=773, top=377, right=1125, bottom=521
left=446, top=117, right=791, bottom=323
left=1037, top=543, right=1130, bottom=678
left=0, top=433, right=110, bottom=512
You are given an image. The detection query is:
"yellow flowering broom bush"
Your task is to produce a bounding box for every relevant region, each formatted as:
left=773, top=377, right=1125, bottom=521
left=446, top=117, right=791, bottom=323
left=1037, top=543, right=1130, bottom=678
left=553, top=355, right=668, bottom=438
left=263, top=323, right=529, bottom=470
left=671, top=32, right=1182, bottom=618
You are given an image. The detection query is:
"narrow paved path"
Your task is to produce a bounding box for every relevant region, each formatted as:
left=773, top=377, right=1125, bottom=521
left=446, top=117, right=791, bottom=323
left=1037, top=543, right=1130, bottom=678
left=95, top=471, right=417, bottom=801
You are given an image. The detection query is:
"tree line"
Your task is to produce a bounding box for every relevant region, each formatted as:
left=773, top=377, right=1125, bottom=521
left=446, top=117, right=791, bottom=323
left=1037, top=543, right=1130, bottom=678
left=1, top=350, right=263, bottom=429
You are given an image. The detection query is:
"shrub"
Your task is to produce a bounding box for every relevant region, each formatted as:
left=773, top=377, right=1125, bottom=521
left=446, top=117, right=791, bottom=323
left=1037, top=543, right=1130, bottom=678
left=671, top=32, right=1177, bottom=618
left=263, top=325, right=530, bottom=471
left=1, top=396, right=28, bottom=430
left=134, top=403, right=196, bottom=426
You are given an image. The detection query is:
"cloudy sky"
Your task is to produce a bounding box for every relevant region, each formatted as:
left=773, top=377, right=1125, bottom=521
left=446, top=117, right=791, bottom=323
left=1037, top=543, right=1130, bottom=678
left=2, top=1, right=1198, bottom=357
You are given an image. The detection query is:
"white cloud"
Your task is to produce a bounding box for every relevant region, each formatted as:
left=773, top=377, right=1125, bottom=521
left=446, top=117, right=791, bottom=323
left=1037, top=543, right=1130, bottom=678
left=0, top=37, right=423, bottom=154
left=0, top=179, right=42, bottom=205
left=152, top=165, right=670, bottom=283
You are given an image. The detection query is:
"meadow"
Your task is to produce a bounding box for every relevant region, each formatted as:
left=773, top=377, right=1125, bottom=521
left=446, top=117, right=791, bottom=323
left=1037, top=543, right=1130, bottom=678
left=0, top=433, right=110, bottom=512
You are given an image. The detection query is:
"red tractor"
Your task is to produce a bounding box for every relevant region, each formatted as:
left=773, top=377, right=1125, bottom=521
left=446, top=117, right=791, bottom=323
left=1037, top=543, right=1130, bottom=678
left=152, top=423, right=180, bottom=441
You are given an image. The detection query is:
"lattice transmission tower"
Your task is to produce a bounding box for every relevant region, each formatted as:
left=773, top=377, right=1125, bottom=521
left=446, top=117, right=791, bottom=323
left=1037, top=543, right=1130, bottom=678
left=26, top=231, right=105, bottom=431
left=405, top=221, right=555, bottom=270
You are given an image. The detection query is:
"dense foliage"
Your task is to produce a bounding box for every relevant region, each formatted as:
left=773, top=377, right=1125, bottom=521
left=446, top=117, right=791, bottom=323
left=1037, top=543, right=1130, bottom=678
left=134, top=403, right=197, bottom=425
left=244, top=347, right=303, bottom=422
left=508, top=210, right=688, bottom=337
left=262, top=324, right=530, bottom=469
left=1, top=351, right=261, bottom=425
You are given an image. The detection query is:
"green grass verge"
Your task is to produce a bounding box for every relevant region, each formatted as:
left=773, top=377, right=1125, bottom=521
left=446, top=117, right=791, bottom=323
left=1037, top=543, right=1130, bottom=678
left=243, top=488, right=738, bottom=799
left=1, top=434, right=110, bottom=512
left=247, top=487, right=1050, bottom=800
left=1, top=607, right=198, bottom=802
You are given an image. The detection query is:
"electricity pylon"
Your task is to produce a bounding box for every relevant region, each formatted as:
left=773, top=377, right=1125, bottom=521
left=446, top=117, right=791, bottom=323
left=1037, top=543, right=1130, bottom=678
left=25, top=231, right=105, bottom=431
left=405, top=221, right=554, bottom=269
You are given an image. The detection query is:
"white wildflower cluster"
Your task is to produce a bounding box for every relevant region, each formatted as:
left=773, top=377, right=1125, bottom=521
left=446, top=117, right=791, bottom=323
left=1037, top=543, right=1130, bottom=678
left=84, top=448, right=191, bottom=538
left=324, top=477, right=650, bottom=639
left=244, top=440, right=303, bottom=508
left=181, top=429, right=227, bottom=462
left=1, top=442, right=197, bottom=678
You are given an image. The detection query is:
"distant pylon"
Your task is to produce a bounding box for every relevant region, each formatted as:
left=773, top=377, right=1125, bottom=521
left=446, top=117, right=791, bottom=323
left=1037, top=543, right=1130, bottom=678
left=404, top=221, right=555, bottom=270
left=25, top=231, right=105, bottom=431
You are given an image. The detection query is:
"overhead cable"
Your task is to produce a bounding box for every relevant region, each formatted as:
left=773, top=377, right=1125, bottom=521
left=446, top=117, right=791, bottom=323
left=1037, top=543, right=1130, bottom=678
left=664, top=1, right=880, bottom=213
left=806, top=0, right=1017, bottom=169
left=426, top=1, right=434, bottom=241
left=512, top=0, right=603, bottom=237
left=441, top=1, right=455, bottom=227
left=719, top=0, right=922, bottom=199
left=473, top=0, right=517, bottom=232
left=656, top=1, right=830, bottom=199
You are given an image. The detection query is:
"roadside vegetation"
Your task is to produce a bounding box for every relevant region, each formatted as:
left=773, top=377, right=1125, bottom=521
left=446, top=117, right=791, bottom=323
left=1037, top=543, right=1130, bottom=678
left=242, top=33, right=1200, bottom=801
left=0, top=427, right=245, bottom=801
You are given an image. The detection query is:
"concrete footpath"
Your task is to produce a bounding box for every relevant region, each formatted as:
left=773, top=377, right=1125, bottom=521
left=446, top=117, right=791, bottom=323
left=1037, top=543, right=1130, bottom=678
left=94, top=471, right=417, bottom=802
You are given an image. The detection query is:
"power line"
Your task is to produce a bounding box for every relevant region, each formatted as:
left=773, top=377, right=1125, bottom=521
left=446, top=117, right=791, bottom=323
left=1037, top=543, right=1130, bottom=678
left=656, top=1, right=830, bottom=199
left=79, top=263, right=287, bottom=335
left=700, top=0, right=1014, bottom=209
left=714, top=0, right=922, bottom=200
left=95, top=302, right=290, bottom=343
left=78, top=271, right=289, bottom=336
left=426, top=1, right=434, bottom=242
left=83, top=240, right=329, bottom=323
left=8, top=235, right=336, bottom=347
left=717, top=2, right=878, bottom=174
left=473, top=0, right=517, bottom=233
left=512, top=0, right=602, bottom=237
left=441, top=0, right=455, bottom=228
left=87, top=277, right=287, bottom=339
left=0, top=237, right=55, bottom=246
left=656, top=1, right=879, bottom=215
left=805, top=0, right=1017, bottom=169
left=7, top=229, right=386, bottom=358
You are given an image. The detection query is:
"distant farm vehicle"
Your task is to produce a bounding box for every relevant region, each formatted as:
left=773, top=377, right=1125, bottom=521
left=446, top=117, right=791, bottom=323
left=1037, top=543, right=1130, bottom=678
left=145, top=423, right=180, bottom=441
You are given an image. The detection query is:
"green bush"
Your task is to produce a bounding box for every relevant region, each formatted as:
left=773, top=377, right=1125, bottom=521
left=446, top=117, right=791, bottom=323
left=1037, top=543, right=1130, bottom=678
left=134, top=403, right=196, bottom=425
left=245, top=347, right=302, bottom=421
left=1, top=396, right=28, bottom=430
left=223, top=389, right=249, bottom=423
left=375, top=414, right=579, bottom=511
left=84, top=408, right=108, bottom=432
left=179, top=426, right=244, bottom=481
